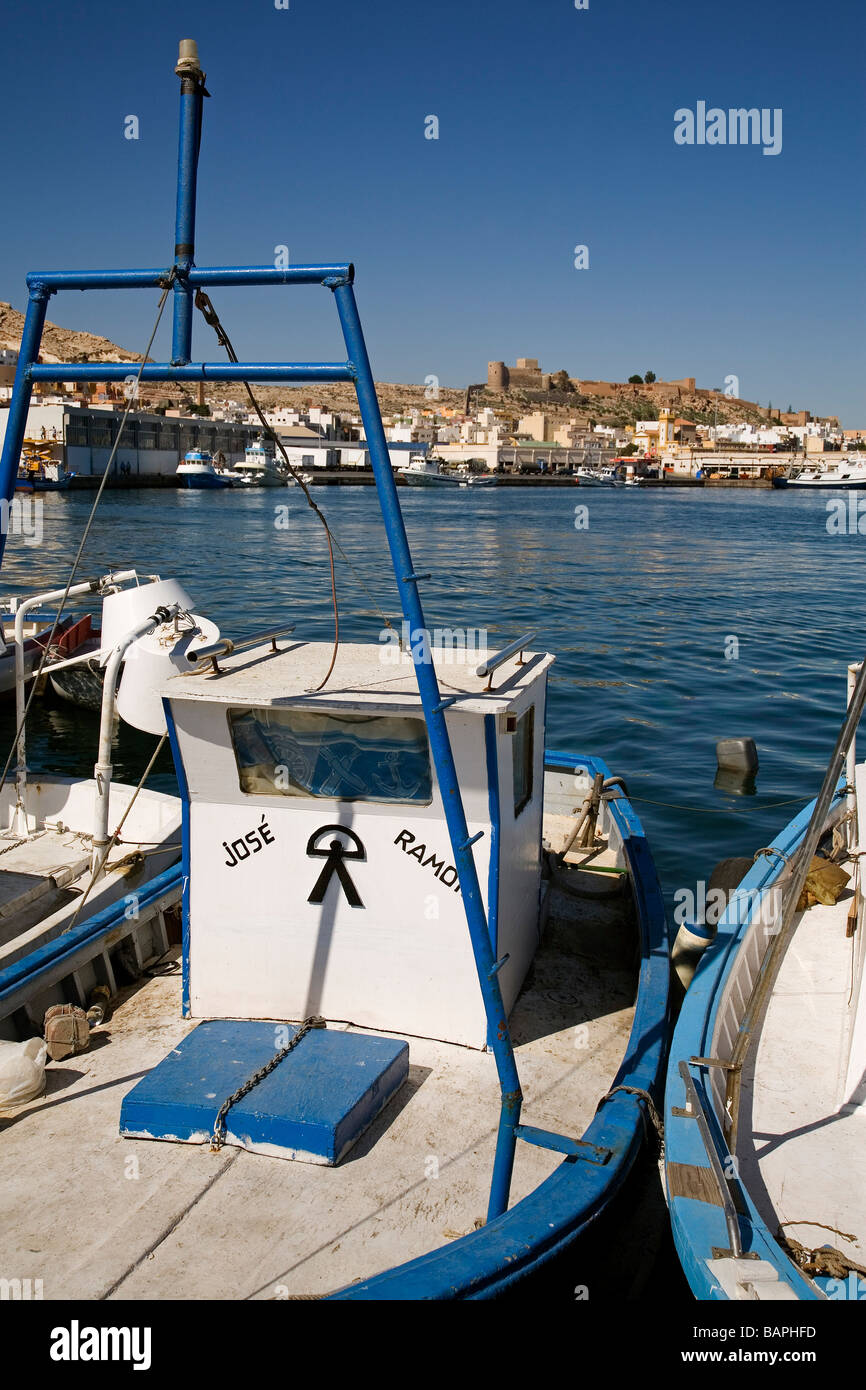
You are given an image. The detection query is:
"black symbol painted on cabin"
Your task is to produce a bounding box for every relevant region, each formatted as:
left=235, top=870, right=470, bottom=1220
left=306, top=825, right=366, bottom=908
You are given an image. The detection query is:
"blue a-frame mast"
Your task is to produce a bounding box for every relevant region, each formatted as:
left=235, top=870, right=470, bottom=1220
left=0, top=40, right=524, bottom=1219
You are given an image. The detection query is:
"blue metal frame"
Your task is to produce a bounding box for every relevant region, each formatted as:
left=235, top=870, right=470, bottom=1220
left=0, top=54, right=526, bottom=1219
left=664, top=785, right=847, bottom=1300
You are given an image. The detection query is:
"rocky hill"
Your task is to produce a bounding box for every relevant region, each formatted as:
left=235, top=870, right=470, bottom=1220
left=0, top=302, right=812, bottom=430
left=0, top=302, right=141, bottom=366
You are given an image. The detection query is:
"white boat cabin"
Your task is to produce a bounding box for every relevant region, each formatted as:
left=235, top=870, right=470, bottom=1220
left=161, top=640, right=554, bottom=1049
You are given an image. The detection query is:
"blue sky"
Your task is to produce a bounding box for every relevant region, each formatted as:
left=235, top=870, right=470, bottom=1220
left=2, top=0, right=863, bottom=422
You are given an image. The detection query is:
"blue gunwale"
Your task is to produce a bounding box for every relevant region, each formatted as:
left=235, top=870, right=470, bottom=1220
left=664, top=782, right=847, bottom=1301
left=330, top=750, right=671, bottom=1299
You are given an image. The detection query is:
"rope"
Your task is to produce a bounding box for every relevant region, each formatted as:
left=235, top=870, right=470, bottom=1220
left=193, top=291, right=401, bottom=691
left=627, top=794, right=815, bottom=816
left=596, top=1084, right=664, bottom=1153
left=777, top=1222, right=866, bottom=1282
left=210, top=1015, right=326, bottom=1151
left=0, top=275, right=175, bottom=795
left=192, top=290, right=402, bottom=656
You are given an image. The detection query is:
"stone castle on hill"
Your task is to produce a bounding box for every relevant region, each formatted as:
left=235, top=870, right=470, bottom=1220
left=486, top=357, right=828, bottom=429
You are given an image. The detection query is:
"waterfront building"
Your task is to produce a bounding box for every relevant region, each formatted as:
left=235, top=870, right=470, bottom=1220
left=0, top=403, right=262, bottom=479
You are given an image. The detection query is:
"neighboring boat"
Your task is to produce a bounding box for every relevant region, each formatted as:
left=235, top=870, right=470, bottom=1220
left=778, top=456, right=866, bottom=490
left=398, top=454, right=463, bottom=487
left=460, top=472, right=499, bottom=489
left=665, top=661, right=866, bottom=1300
left=15, top=439, right=74, bottom=492
left=575, top=466, right=619, bottom=487
left=0, top=606, right=80, bottom=697
left=176, top=450, right=233, bottom=489
left=230, top=436, right=289, bottom=488
left=0, top=41, right=671, bottom=1303
left=0, top=572, right=221, bottom=1050
left=45, top=571, right=166, bottom=711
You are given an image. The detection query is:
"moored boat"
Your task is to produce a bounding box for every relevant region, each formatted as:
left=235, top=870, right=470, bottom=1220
left=230, top=435, right=289, bottom=487
left=665, top=660, right=866, bottom=1300
left=176, top=449, right=233, bottom=489
left=778, top=456, right=866, bottom=490
left=398, top=454, right=463, bottom=487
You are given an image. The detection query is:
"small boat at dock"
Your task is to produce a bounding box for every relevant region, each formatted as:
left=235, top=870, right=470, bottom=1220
left=228, top=436, right=289, bottom=487
left=398, top=454, right=463, bottom=487
left=775, top=456, right=866, bottom=490
left=176, top=449, right=233, bottom=489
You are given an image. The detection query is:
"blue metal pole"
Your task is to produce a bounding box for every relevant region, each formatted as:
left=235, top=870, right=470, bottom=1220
left=332, top=280, right=522, bottom=1220
left=24, top=264, right=354, bottom=293
left=0, top=284, right=51, bottom=567
left=171, top=46, right=206, bottom=365
left=28, top=362, right=355, bottom=385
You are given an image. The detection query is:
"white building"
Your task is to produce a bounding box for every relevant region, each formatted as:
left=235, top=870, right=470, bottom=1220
left=0, top=403, right=260, bottom=477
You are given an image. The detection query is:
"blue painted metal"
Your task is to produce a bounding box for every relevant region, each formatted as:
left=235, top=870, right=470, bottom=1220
left=24, top=264, right=353, bottom=292
left=331, top=277, right=525, bottom=1221
left=28, top=363, right=355, bottom=385
left=162, top=698, right=191, bottom=1017
left=664, top=784, right=846, bottom=1301
left=0, top=286, right=51, bottom=568
left=514, top=1124, right=610, bottom=1163
left=171, top=64, right=205, bottom=364
left=0, top=863, right=182, bottom=1021
left=120, top=1019, right=409, bottom=1163
left=330, top=752, right=670, bottom=1298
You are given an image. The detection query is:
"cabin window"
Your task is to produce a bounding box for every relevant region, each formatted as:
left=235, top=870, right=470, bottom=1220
left=512, top=706, right=534, bottom=817
left=227, top=707, right=433, bottom=804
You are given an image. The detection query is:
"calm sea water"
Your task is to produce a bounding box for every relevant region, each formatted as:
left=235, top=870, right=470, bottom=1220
left=0, top=484, right=859, bottom=909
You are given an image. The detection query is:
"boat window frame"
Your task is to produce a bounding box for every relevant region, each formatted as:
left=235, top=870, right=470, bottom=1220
left=225, top=704, right=436, bottom=806
left=512, top=705, right=534, bottom=819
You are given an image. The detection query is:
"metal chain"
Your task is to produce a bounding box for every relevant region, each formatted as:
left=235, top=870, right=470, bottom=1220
left=210, top=1016, right=327, bottom=1151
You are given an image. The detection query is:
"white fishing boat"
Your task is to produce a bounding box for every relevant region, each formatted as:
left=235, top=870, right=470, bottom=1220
left=176, top=449, right=232, bottom=490
left=575, top=466, right=620, bottom=487
left=0, top=40, right=671, bottom=1304
left=0, top=574, right=219, bottom=1060
left=777, top=455, right=866, bottom=490
left=398, top=454, right=463, bottom=487
left=666, top=660, right=866, bottom=1300
left=0, top=605, right=82, bottom=697
left=230, top=436, right=289, bottom=488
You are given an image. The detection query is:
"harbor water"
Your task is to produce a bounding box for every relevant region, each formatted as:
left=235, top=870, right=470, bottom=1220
left=0, top=483, right=859, bottom=912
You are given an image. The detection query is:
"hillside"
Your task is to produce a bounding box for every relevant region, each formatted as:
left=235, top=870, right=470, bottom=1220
left=0, top=302, right=811, bottom=430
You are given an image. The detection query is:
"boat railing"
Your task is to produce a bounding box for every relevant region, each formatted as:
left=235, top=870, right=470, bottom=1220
left=675, top=1059, right=744, bottom=1257
left=476, top=631, right=536, bottom=690
left=721, top=657, right=866, bottom=1149
left=188, top=624, right=296, bottom=673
